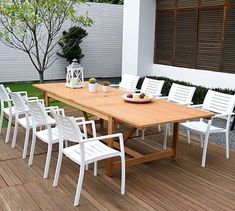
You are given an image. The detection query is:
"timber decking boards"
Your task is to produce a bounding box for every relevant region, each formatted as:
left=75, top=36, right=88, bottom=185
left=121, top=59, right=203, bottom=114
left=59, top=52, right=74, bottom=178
left=0, top=108, right=235, bottom=210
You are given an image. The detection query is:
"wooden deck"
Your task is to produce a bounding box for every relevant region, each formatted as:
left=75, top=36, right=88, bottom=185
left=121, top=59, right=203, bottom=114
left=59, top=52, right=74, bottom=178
left=0, top=108, right=235, bottom=210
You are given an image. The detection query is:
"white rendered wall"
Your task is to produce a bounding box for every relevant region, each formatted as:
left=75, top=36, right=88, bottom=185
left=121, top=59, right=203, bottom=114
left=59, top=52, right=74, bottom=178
left=153, top=64, right=235, bottom=89
left=0, top=3, right=123, bottom=82
left=122, top=0, right=235, bottom=90
left=122, top=0, right=156, bottom=76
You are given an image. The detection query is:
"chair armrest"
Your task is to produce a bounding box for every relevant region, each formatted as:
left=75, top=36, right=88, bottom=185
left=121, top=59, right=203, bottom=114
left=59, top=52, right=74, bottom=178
left=81, top=133, right=125, bottom=154
left=45, top=106, right=59, bottom=113
left=213, top=112, right=235, bottom=119
left=189, top=104, right=203, bottom=108
left=80, top=133, right=123, bottom=143
left=3, top=99, right=13, bottom=103
left=75, top=117, right=86, bottom=122
left=158, top=96, right=168, bottom=100
left=77, top=120, right=97, bottom=139
left=110, top=84, right=120, bottom=88
left=27, top=97, right=39, bottom=101
left=16, top=91, right=28, bottom=97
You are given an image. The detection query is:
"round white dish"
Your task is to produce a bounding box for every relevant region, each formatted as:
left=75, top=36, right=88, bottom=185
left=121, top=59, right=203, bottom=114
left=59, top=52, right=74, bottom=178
left=122, top=93, right=154, bottom=103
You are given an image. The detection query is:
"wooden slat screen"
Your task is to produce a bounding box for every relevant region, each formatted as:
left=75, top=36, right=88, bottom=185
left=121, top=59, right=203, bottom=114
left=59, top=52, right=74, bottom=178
left=222, top=8, right=235, bottom=73
left=196, top=9, right=224, bottom=71
left=158, top=0, right=176, bottom=10
left=201, top=0, right=225, bottom=6
left=155, top=12, right=174, bottom=64
left=174, top=10, right=197, bottom=67
left=154, top=0, right=235, bottom=74
left=178, top=0, right=198, bottom=8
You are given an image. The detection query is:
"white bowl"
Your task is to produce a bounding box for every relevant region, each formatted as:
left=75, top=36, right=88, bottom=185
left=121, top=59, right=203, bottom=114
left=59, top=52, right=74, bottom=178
left=122, top=93, right=154, bottom=103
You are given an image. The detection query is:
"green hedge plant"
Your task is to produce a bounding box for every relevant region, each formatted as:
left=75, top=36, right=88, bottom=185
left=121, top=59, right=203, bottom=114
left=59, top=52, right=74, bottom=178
left=137, top=76, right=235, bottom=104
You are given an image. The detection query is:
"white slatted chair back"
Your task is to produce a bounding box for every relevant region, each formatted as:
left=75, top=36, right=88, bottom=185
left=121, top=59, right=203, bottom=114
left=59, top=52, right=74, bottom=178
left=119, top=74, right=140, bottom=91
left=202, top=90, right=235, bottom=114
left=168, top=83, right=196, bottom=105
left=53, top=111, right=83, bottom=144
left=0, top=84, right=10, bottom=101
left=141, top=78, right=164, bottom=97
left=9, top=92, right=27, bottom=113
left=27, top=101, right=50, bottom=126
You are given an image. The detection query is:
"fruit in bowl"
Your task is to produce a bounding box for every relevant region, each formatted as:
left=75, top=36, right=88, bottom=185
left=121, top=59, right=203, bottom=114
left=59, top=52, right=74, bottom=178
left=133, top=95, right=140, bottom=99
left=140, top=93, right=145, bottom=99
left=127, top=93, right=133, bottom=98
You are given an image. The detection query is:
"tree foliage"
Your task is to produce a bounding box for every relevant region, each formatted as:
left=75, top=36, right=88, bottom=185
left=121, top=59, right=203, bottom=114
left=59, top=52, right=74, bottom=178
left=0, top=0, right=92, bottom=83
left=58, top=26, right=88, bottom=63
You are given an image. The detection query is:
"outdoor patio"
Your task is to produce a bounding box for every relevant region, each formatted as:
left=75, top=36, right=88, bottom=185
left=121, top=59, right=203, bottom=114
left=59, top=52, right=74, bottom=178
left=1, top=0, right=235, bottom=210
left=0, top=107, right=235, bottom=210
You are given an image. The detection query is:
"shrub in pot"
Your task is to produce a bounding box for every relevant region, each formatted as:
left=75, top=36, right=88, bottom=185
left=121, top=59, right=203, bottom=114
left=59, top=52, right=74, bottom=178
left=88, top=78, right=97, bottom=93
left=102, top=80, right=110, bottom=93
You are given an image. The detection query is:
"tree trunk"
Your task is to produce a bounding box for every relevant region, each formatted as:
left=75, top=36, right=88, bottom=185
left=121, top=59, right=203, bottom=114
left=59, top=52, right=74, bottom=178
left=39, top=72, right=44, bottom=83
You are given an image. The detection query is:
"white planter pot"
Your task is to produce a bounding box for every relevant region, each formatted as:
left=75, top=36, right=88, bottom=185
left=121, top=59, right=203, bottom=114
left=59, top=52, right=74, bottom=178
left=102, top=86, right=109, bottom=93
left=88, top=83, right=97, bottom=93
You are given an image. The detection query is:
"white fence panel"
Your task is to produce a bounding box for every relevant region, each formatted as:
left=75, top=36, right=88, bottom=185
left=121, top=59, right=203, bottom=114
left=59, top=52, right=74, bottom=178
left=0, top=3, right=123, bottom=82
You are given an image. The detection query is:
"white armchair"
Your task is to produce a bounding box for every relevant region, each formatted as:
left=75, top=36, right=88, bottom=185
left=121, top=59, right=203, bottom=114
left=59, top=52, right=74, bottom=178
left=181, top=90, right=235, bottom=167
left=110, top=73, right=140, bottom=92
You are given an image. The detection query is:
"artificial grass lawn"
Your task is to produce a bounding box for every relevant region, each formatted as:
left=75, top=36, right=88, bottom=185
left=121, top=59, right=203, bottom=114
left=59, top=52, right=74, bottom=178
left=1, top=82, right=68, bottom=128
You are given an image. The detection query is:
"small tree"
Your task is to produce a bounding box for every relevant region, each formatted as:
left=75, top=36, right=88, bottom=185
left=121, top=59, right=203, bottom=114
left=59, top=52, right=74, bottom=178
left=58, top=26, right=88, bottom=63
left=0, top=0, right=92, bottom=83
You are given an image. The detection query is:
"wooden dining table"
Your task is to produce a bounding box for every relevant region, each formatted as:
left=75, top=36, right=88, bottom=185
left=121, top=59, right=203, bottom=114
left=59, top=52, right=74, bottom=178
left=34, top=83, right=214, bottom=176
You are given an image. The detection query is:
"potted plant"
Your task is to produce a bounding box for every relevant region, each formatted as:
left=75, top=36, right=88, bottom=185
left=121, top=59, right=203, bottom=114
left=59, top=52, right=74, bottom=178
left=88, top=78, right=97, bottom=93
left=102, top=80, right=111, bottom=93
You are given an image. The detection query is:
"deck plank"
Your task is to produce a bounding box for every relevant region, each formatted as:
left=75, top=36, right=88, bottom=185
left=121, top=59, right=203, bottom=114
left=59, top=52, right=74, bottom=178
left=0, top=107, right=235, bottom=210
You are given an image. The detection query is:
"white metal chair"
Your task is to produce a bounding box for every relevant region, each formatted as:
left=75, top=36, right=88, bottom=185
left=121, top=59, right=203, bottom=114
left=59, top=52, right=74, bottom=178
left=26, top=101, right=68, bottom=179
left=137, top=78, right=165, bottom=138
left=140, top=77, right=165, bottom=97
left=111, top=73, right=140, bottom=92
left=52, top=110, right=125, bottom=206
left=9, top=92, right=47, bottom=159
left=162, top=83, right=196, bottom=149
left=0, top=84, right=38, bottom=143
left=181, top=90, right=235, bottom=167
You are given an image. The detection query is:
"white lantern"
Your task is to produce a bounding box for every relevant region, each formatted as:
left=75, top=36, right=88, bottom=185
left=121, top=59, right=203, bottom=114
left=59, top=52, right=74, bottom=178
left=65, top=59, right=84, bottom=89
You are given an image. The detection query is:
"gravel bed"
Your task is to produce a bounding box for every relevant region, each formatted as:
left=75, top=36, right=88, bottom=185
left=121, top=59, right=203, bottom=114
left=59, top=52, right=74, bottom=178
left=181, top=118, right=235, bottom=150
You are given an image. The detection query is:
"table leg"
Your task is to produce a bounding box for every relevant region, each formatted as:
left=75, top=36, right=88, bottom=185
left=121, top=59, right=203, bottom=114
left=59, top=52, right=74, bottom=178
left=171, top=122, right=179, bottom=160
left=107, top=117, right=114, bottom=176
left=44, top=93, right=49, bottom=107
left=100, top=119, right=104, bottom=129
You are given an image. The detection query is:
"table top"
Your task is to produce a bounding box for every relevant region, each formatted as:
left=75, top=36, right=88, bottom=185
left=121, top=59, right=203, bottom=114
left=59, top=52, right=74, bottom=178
left=34, top=83, right=214, bottom=129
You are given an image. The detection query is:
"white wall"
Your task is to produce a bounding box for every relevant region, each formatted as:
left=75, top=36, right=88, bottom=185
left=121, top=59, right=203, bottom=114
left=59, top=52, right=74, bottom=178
left=122, top=1, right=235, bottom=90
left=153, top=64, right=235, bottom=89
left=0, top=2, right=123, bottom=83
left=122, top=0, right=156, bottom=76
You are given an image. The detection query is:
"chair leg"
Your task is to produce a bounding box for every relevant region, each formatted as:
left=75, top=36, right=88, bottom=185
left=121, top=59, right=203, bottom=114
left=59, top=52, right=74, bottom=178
left=5, top=114, right=12, bottom=143
left=43, top=144, right=53, bottom=179
left=12, top=116, right=19, bottom=148
left=136, top=129, right=139, bottom=136
left=225, top=131, right=229, bottom=159
left=85, top=164, right=89, bottom=171
left=120, top=154, right=125, bottom=195
left=158, top=125, right=161, bottom=132
left=53, top=151, right=63, bottom=187
left=94, top=162, right=98, bottom=176
left=187, top=130, right=191, bottom=144
left=163, top=124, right=169, bottom=150
left=141, top=130, right=145, bottom=140
left=74, top=165, right=85, bottom=206
left=200, top=134, right=204, bottom=148
left=22, top=127, right=30, bottom=159
left=28, top=132, right=36, bottom=166
left=0, top=109, right=3, bottom=134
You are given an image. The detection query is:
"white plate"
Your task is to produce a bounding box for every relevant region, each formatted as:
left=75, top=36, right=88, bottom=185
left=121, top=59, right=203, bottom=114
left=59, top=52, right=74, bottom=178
left=122, top=93, right=154, bottom=103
